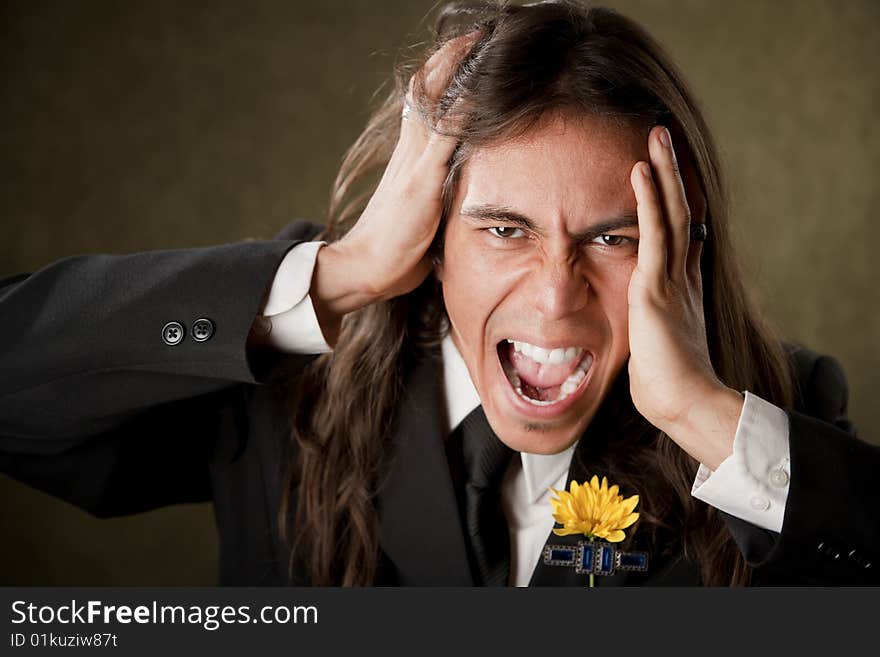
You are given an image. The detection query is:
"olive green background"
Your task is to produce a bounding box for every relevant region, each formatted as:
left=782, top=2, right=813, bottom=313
left=1, top=1, right=877, bottom=585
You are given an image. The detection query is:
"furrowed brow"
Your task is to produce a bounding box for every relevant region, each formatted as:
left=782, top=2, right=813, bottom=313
left=460, top=204, right=640, bottom=242
left=459, top=204, right=542, bottom=234
left=571, top=212, right=640, bottom=242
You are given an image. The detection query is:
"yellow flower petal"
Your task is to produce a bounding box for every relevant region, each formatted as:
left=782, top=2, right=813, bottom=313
left=620, top=494, right=639, bottom=515
left=618, top=513, right=639, bottom=529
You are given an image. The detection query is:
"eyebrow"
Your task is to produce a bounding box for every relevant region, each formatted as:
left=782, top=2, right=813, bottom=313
left=459, top=204, right=640, bottom=242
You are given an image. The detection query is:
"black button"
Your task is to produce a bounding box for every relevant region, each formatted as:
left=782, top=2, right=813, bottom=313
left=192, top=318, right=214, bottom=343
left=848, top=550, right=873, bottom=570
left=162, top=321, right=185, bottom=346
left=817, top=541, right=842, bottom=560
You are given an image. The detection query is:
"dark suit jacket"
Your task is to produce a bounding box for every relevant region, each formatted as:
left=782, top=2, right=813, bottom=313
left=1, top=221, right=878, bottom=585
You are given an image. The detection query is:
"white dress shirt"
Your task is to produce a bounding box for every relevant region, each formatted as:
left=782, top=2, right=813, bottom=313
left=262, top=242, right=792, bottom=585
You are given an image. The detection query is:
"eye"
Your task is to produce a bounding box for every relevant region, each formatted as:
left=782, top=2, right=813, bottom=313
left=592, top=234, right=630, bottom=247
left=488, top=226, right=526, bottom=239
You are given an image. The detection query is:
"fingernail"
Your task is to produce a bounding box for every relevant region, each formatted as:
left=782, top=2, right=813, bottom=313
left=659, top=126, right=671, bottom=148
left=640, top=162, right=652, bottom=179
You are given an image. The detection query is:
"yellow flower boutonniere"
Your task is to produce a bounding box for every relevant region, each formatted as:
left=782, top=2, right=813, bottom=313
left=546, top=476, right=643, bottom=587
left=549, top=475, right=640, bottom=542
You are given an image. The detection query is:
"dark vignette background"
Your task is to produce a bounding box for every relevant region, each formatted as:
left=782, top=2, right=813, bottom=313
left=1, top=0, right=878, bottom=585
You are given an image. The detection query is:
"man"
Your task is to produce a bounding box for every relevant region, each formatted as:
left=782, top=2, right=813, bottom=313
left=1, top=1, right=877, bottom=585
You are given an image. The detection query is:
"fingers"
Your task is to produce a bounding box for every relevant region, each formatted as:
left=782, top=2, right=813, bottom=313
left=398, top=75, right=429, bottom=156
left=402, top=31, right=478, bottom=134
left=647, top=125, right=693, bottom=281
left=422, top=31, right=482, bottom=102
left=400, top=31, right=480, bottom=170
left=630, top=161, right=667, bottom=287
left=392, top=74, right=449, bottom=179
left=632, top=125, right=706, bottom=295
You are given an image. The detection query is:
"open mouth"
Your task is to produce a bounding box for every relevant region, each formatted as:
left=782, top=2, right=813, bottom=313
left=497, top=339, right=594, bottom=407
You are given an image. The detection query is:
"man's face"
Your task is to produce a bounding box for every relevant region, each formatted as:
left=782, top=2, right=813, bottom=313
left=440, top=113, right=649, bottom=455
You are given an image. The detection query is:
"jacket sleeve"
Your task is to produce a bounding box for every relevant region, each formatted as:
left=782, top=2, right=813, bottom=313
left=0, top=220, right=322, bottom=516
left=722, top=351, right=880, bottom=585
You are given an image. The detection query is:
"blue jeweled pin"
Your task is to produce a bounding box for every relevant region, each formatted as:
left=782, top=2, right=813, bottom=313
left=544, top=539, right=648, bottom=577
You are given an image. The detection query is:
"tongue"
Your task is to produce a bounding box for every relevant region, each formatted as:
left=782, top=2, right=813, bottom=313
left=506, top=343, right=580, bottom=388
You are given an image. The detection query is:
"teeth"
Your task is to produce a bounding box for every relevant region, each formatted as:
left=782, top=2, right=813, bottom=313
left=532, top=346, right=550, bottom=363
left=547, top=348, right=565, bottom=365
left=507, top=340, right=584, bottom=365
left=577, top=353, right=593, bottom=373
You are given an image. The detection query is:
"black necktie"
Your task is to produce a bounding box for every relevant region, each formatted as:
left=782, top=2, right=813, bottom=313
left=453, top=406, right=514, bottom=586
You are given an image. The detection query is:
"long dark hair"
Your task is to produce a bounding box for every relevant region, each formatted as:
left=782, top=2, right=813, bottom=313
left=279, top=0, right=794, bottom=586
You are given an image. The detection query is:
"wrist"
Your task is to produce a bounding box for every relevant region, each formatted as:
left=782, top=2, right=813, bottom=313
left=663, top=382, right=744, bottom=471
left=309, top=242, right=380, bottom=345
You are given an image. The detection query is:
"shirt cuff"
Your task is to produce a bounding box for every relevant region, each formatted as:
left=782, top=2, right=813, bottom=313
left=691, top=391, right=791, bottom=533
left=261, top=241, right=332, bottom=354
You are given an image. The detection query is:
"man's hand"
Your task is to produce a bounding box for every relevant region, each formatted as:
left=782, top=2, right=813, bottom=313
left=627, top=125, right=744, bottom=470
left=308, top=33, right=479, bottom=345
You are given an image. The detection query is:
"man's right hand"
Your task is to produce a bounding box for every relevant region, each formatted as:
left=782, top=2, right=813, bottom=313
left=308, top=33, right=479, bottom=346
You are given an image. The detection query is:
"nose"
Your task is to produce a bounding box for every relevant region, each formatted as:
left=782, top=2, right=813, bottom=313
left=528, top=256, right=590, bottom=320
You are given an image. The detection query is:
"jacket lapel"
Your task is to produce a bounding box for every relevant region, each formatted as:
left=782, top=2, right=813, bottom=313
left=377, top=353, right=474, bottom=585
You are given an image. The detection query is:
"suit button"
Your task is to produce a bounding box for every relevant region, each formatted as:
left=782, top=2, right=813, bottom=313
left=192, top=318, right=214, bottom=343
left=817, top=541, right=841, bottom=560
left=848, top=550, right=873, bottom=569
left=162, top=321, right=185, bottom=346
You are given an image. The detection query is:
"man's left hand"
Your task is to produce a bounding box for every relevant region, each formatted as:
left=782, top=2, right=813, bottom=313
left=627, top=125, right=744, bottom=470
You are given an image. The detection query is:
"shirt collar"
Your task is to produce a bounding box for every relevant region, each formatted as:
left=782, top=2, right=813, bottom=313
left=440, top=334, right=576, bottom=504
left=441, top=333, right=481, bottom=433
